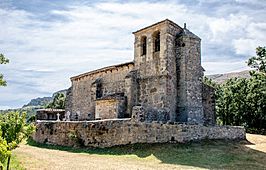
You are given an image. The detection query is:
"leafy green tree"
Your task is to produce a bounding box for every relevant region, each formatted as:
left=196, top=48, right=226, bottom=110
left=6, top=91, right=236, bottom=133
left=0, top=54, right=9, bottom=87
left=46, top=93, right=66, bottom=109
left=203, top=76, right=218, bottom=88
left=213, top=46, right=266, bottom=134
left=247, top=46, right=266, bottom=73
left=215, top=78, right=249, bottom=126
left=0, top=112, right=35, bottom=170
left=0, top=131, right=10, bottom=170
left=245, top=71, right=266, bottom=130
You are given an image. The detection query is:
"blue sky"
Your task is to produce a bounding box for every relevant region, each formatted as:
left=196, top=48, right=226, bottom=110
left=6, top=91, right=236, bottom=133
left=0, top=0, right=265, bottom=109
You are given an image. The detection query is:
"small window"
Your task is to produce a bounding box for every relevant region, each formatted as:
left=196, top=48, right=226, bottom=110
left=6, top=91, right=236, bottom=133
left=141, top=36, right=147, bottom=55
left=94, top=78, right=103, bottom=99
left=96, top=82, right=102, bottom=99
left=154, top=32, right=160, bottom=52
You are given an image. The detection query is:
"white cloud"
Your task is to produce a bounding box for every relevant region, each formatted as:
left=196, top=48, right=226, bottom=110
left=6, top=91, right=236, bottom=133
left=233, top=38, right=257, bottom=55
left=234, top=0, right=262, bottom=5
left=0, top=106, right=12, bottom=110
left=233, top=22, right=266, bottom=55
left=203, top=60, right=250, bottom=75
left=209, top=14, right=250, bottom=41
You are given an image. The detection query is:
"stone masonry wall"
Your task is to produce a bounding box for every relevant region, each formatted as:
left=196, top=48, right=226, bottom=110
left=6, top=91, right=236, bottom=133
left=95, top=99, right=118, bottom=119
left=65, top=87, right=73, bottom=114
left=124, top=70, right=139, bottom=116
left=202, top=84, right=216, bottom=125
left=68, top=63, right=134, bottom=120
left=34, top=119, right=245, bottom=148
left=95, top=97, right=126, bottom=119
left=176, top=31, right=204, bottom=124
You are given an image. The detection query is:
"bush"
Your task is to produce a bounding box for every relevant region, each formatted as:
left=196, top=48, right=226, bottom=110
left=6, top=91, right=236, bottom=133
left=0, top=112, right=35, bottom=170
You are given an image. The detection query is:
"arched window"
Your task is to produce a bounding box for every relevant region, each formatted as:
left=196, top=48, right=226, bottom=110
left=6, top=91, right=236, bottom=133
left=96, top=82, right=102, bottom=99
left=154, top=31, right=160, bottom=52
left=94, top=78, right=102, bottom=99
left=141, top=36, right=147, bottom=55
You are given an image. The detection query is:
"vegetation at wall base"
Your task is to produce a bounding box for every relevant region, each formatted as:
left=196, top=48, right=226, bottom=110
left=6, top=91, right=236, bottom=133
left=246, top=128, right=266, bottom=135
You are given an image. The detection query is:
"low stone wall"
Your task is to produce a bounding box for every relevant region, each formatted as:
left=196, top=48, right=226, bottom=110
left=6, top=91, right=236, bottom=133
left=34, top=119, right=245, bottom=148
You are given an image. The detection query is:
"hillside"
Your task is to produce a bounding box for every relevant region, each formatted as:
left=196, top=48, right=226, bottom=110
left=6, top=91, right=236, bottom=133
left=22, top=97, right=52, bottom=108
left=22, top=89, right=68, bottom=108
left=206, top=70, right=251, bottom=84
left=0, top=89, right=68, bottom=118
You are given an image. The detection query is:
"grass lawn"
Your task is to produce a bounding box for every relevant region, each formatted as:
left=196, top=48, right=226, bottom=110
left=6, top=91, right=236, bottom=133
left=2, top=154, right=25, bottom=170
left=12, top=133, right=266, bottom=170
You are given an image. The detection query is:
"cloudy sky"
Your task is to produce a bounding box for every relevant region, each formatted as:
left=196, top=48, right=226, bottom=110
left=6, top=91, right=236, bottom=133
left=0, top=0, right=265, bottom=109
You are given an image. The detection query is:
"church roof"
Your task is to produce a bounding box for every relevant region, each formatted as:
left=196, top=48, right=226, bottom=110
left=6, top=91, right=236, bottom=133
left=71, top=61, right=134, bottom=81
left=133, top=19, right=200, bottom=40
left=180, top=27, right=201, bottom=40
left=133, top=19, right=183, bottom=34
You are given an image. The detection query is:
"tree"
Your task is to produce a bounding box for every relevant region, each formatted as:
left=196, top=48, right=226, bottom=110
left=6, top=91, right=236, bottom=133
left=247, top=46, right=266, bottom=73
left=203, top=76, right=218, bottom=88
left=0, top=112, right=35, bottom=170
left=245, top=71, right=266, bottom=130
left=0, top=132, right=10, bottom=170
left=213, top=46, right=266, bottom=134
left=215, top=78, right=249, bottom=126
left=46, top=93, right=66, bottom=109
left=0, top=54, right=9, bottom=87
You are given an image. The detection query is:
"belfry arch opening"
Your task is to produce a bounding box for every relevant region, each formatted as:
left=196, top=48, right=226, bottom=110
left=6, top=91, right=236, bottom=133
left=141, top=36, right=147, bottom=56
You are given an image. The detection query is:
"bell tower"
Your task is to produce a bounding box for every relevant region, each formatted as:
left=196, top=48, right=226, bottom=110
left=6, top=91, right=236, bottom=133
left=133, top=19, right=183, bottom=121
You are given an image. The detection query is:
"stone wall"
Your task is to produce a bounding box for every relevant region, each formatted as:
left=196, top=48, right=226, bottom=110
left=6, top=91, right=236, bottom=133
left=65, top=87, right=73, bottom=114
left=68, top=62, right=134, bottom=120
left=132, top=106, right=169, bottom=122
left=36, top=109, right=65, bottom=121
left=34, top=119, right=245, bottom=148
left=95, top=96, right=126, bottom=119
left=176, top=29, right=204, bottom=124
left=202, top=84, right=216, bottom=125
left=124, top=70, right=139, bottom=116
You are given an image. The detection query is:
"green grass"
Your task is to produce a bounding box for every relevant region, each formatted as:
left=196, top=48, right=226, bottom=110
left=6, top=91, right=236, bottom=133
left=26, top=138, right=266, bottom=169
left=3, top=154, right=25, bottom=170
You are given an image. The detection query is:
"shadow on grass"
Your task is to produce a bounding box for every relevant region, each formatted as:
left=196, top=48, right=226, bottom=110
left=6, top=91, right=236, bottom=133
left=26, top=138, right=266, bottom=169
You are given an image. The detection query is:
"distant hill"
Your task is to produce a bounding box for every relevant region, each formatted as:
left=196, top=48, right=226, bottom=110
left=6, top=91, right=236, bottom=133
left=0, top=106, right=43, bottom=119
left=206, top=70, right=251, bottom=84
left=0, top=89, right=68, bottom=119
left=22, top=89, right=68, bottom=108
left=22, top=97, right=52, bottom=108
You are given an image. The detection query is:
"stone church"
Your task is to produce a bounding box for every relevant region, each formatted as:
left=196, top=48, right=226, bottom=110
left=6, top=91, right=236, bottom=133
left=65, top=19, right=215, bottom=125
left=34, top=20, right=245, bottom=148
